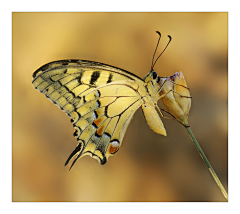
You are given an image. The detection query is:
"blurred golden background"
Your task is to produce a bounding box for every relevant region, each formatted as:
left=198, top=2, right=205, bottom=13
left=12, top=12, right=228, bottom=202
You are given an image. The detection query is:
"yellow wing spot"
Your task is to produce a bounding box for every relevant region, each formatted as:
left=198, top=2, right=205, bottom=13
left=75, top=119, right=89, bottom=131
left=60, top=73, right=80, bottom=85
left=93, top=150, right=103, bottom=160
left=68, top=63, right=79, bottom=66
left=80, top=70, right=94, bottom=84
left=104, top=116, right=119, bottom=135
left=63, top=103, right=75, bottom=114
left=37, top=81, right=50, bottom=92
left=50, top=73, right=67, bottom=81
left=48, top=63, right=62, bottom=68
left=65, top=79, right=80, bottom=90
left=32, top=76, right=44, bottom=87
left=72, top=85, right=89, bottom=97
left=79, top=124, right=96, bottom=144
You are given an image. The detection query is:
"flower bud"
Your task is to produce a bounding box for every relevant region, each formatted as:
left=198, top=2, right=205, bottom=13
left=159, top=71, right=191, bottom=124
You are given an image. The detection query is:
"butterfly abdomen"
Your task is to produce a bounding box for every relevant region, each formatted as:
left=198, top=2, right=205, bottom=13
left=142, top=102, right=166, bottom=136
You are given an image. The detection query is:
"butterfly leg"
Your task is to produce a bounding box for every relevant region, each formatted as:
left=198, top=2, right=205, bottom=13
left=172, top=90, right=192, bottom=98
left=167, top=79, right=191, bottom=90
left=165, top=78, right=192, bottom=99
left=155, top=89, right=189, bottom=122
left=158, top=77, right=192, bottom=99
left=155, top=105, right=183, bottom=124
left=155, top=104, right=176, bottom=121
left=158, top=80, right=192, bottom=99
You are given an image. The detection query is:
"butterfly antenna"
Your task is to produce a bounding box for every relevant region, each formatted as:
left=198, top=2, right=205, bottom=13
left=152, top=35, right=172, bottom=70
left=151, top=31, right=161, bottom=71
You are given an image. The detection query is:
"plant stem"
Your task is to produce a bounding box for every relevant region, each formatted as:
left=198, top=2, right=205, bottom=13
left=184, top=124, right=228, bottom=201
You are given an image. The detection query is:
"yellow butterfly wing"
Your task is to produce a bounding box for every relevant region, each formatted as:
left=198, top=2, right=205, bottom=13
left=32, top=60, right=145, bottom=168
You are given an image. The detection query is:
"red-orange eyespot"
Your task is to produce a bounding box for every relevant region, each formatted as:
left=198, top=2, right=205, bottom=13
left=109, top=140, right=119, bottom=154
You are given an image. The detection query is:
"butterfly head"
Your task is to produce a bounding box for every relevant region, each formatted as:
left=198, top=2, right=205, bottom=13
left=143, top=70, right=159, bottom=82
left=152, top=71, right=161, bottom=84
left=143, top=70, right=162, bottom=94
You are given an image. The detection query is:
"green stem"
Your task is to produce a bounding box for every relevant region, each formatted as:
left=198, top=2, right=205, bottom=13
left=184, top=124, right=228, bottom=201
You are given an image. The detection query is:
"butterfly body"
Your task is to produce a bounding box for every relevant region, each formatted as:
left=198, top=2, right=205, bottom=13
left=32, top=59, right=166, bottom=167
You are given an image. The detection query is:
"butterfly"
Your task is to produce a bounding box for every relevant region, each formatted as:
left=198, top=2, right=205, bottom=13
left=32, top=32, right=172, bottom=169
